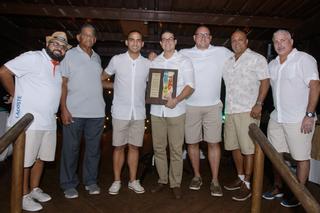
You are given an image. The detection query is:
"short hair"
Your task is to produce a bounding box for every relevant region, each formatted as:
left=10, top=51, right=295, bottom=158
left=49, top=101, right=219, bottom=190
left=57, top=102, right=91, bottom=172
left=232, top=29, right=248, bottom=37
left=160, top=29, right=175, bottom=40
left=273, top=29, right=292, bottom=41
left=127, top=30, right=143, bottom=40
left=194, top=25, right=211, bottom=35
left=80, top=23, right=96, bottom=36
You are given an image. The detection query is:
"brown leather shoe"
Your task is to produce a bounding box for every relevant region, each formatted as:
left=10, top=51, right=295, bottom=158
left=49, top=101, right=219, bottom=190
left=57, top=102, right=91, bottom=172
left=151, top=183, right=166, bottom=193
left=172, top=187, right=182, bottom=199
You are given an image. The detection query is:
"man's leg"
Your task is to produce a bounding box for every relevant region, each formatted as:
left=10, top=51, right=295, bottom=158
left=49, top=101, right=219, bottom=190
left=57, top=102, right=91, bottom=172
left=82, top=117, right=104, bottom=187
left=188, top=143, right=200, bottom=177
left=30, top=159, right=44, bottom=189
left=296, top=160, right=310, bottom=185
left=128, top=144, right=139, bottom=181
left=208, top=143, right=221, bottom=182
left=113, top=145, right=126, bottom=181
left=232, top=149, right=244, bottom=177
left=243, top=154, right=253, bottom=182
left=23, top=168, right=31, bottom=195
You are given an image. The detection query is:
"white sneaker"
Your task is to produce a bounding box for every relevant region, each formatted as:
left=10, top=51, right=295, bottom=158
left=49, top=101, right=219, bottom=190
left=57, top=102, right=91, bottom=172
left=23, top=194, right=43, bottom=212
left=128, top=180, right=145, bottom=194
left=30, top=187, right=52, bottom=202
left=108, top=181, right=121, bottom=195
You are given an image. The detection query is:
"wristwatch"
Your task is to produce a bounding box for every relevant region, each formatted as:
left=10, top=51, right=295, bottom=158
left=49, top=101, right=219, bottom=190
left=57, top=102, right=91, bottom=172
left=306, top=112, right=316, bottom=118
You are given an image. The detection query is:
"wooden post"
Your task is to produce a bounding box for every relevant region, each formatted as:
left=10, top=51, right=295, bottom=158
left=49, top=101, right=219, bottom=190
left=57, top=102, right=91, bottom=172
left=251, top=143, right=264, bottom=213
left=249, top=123, right=320, bottom=213
left=11, top=132, right=25, bottom=213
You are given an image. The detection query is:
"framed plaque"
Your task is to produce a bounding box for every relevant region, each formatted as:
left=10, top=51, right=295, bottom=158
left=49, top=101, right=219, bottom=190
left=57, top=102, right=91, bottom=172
left=146, top=68, right=178, bottom=105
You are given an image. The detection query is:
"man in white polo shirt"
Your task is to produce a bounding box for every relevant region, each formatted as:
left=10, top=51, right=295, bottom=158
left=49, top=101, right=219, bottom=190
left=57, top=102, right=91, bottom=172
left=102, top=30, right=150, bottom=195
left=0, top=31, right=71, bottom=211
left=223, top=30, right=270, bottom=201
left=180, top=25, right=232, bottom=196
left=263, top=29, right=320, bottom=208
left=150, top=30, right=195, bottom=199
left=59, top=24, right=105, bottom=198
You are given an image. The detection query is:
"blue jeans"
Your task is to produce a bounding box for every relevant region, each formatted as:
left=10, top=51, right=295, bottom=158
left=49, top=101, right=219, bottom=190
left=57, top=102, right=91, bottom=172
left=60, top=117, right=104, bottom=190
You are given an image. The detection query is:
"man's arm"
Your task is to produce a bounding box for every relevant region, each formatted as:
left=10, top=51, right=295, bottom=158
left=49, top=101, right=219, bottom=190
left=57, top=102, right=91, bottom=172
left=250, top=78, right=270, bottom=119
left=0, top=65, right=15, bottom=98
left=60, top=77, right=73, bottom=125
left=101, top=71, right=113, bottom=89
left=301, top=80, right=320, bottom=134
left=165, top=85, right=194, bottom=109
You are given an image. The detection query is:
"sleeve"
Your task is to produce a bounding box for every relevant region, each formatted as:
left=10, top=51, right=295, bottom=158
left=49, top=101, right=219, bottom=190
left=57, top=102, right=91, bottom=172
left=59, top=52, right=70, bottom=78
left=255, top=55, right=270, bottom=80
left=4, top=51, right=37, bottom=77
left=104, top=56, right=117, bottom=75
left=181, top=58, right=195, bottom=89
left=300, top=54, right=319, bottom=85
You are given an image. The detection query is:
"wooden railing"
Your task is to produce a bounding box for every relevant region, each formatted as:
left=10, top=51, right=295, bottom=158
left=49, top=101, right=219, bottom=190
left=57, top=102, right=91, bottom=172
left=0, top=113, right=34, bottom=213
left=249, top=123, right=320, bottom=213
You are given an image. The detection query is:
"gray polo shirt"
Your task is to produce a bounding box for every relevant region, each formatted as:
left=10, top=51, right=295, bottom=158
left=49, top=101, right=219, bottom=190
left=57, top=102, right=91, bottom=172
left=60, top=45, right=105, bottom=118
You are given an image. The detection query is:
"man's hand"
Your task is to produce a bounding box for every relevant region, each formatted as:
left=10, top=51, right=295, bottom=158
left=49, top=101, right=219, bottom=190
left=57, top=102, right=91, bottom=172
left=165, top=95, right=178, bottom=109
left=250, top=104, right=262, bottom=119
left=61, top=107, right=73, bottom=125
left=301, top=116, right=315, bottom=134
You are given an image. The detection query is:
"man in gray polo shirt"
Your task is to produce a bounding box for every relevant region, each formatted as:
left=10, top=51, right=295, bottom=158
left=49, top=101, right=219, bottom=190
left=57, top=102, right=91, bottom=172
left=59, top=24, right=105, bottom=198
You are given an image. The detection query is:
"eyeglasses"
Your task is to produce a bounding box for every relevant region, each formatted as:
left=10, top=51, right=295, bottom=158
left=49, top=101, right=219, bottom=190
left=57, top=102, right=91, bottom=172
left=49, top=41, right=68, bottom=51
left=161, top=37, right=175, bottom=42
left=195, top=33, right=211, bottom=38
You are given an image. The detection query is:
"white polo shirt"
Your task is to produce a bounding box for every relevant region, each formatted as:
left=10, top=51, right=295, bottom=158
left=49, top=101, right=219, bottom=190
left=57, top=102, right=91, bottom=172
left=5, top=49, right=62, bottom=130
left=180, top=45, right=232, bottom=106
left=105, top=52, right=150, bottom=120
left=150, top=51, right=195, bottom=117
left=60, top=45, right=105, bottom=118
left=223, top=48, right=269, bottom=114
left=269, top=48, right=319, bottom=123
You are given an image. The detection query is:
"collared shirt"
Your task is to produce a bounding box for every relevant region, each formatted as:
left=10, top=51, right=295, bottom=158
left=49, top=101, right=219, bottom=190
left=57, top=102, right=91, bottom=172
left=180, top=45, right=232, bottom=106
left=105, top=51, right=150, bottom=120
left=5, top=49, right=62, bottom=130
left=269, top=48, right=319, bottom=123
left=150, top=51, right=195, bottom=117
left=223, top=48, right=269, bottom=114
left=60, top=45, right=105, bottom=118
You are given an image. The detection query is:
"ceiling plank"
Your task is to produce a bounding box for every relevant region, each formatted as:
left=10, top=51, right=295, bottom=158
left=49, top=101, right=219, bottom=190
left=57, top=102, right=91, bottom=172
left=0, top=2, right=302, bottom=29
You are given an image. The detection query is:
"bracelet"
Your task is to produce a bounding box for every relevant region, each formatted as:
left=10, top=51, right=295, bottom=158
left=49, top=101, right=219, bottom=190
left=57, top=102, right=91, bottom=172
left=256, top=101, right=263, bottom=106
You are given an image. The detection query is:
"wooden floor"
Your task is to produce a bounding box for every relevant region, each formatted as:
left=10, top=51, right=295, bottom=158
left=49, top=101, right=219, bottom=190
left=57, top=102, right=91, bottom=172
left=0, top=130, right=319, bottom=213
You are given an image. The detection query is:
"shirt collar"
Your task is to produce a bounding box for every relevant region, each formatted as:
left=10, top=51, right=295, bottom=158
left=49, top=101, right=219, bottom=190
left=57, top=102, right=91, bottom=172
left=41, top=48, right=52, bottom=62
left=125, top=51, right=142, bottom=62
left=160, top=50, right=178, bottom=60
left=76, top=45, right=97, bottom=57
left=275, top=48, right=297, bottom=63
left=193, top=44, right=214, bottom=52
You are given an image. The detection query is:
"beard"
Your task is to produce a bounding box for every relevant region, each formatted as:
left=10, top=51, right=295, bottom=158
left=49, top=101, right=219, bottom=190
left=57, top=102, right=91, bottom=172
left=45, top=47, right=65, bottom=62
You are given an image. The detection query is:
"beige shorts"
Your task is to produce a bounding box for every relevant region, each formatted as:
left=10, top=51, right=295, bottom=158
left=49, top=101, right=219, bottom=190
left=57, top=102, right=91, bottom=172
left=224, top=112, right=259, bottom=155
left=24, top=130, right=57, bottom=167
left=267, top=119, right=314, bottom=161
left=185, top=103, right=222, bottom=144
left=112, top=118, right=145, bottom=147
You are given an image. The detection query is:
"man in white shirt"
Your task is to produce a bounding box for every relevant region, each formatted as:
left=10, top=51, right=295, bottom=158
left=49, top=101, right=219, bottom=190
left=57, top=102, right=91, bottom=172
left=150, top=30, right=195, bottom=199
left=102, top=30, right=150, bottom=195
left=180, top=25, right=232, bottom=196
left=263, top=29, right=320, bottom=208
left=59, top=24, right=105, bottom=198
left=0, top=31, right=71, bottom=212
left=223, top=30, right=270, bottom=201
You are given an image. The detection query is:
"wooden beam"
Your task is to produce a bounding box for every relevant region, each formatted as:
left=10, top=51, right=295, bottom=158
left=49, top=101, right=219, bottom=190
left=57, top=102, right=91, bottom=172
left=0, top=2, right=302, bottom=29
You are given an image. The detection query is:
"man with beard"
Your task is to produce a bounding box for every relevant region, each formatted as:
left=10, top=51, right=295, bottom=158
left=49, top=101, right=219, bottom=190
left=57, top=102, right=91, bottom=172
left=59, top=24, right=106, bottom=199
left=0, top=31, right=71, bottom=211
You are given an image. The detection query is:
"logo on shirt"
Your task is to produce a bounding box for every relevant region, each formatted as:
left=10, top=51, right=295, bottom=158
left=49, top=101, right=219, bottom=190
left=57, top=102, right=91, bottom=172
left=15, top=96, right=22, bottom=118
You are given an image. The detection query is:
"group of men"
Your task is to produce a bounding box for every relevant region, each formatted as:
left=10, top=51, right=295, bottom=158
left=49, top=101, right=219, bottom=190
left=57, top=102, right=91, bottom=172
left=0, top=23, right=318, bottom=212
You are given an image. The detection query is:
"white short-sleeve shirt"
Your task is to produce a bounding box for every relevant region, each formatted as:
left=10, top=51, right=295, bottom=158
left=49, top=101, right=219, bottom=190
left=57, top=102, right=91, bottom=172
left=150, top=51, right=195, bottom=117
left=5, top=49, right=62, bottom=130
left=269, top=48, right=319, bottom=123
left=180, top=45, right=232, bottom=106
left=223, top=48, right=270, bottom=114
left=105, top=52, right=150, bottom=120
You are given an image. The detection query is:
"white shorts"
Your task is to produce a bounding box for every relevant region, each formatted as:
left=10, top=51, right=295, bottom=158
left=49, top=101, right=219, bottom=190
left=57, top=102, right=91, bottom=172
left=267, top=119, right=314, bottom=161
left=24, top=130, right=57, bottom=167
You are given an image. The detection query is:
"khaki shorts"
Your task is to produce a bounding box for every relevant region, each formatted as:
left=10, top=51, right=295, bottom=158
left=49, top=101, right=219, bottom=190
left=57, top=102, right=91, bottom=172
left=185, top=103, right=222, bottom=144
left=112, top=118, right=145, bottom=147
left=24, top=130, right=57, bottom=167
left=267, top=119, right=314, bottom=161
left=224, top=112, right=259, bottom=155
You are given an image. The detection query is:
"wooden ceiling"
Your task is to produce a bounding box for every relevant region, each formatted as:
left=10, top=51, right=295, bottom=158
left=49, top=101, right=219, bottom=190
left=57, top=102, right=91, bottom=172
left=1, top=0, right=320, bottom=64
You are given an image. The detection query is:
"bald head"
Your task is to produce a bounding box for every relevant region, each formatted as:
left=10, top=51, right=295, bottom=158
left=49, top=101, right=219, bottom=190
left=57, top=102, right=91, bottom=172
left=231, top=30, right=248, bottom=58
left=193, top=25, right=212, bottom=50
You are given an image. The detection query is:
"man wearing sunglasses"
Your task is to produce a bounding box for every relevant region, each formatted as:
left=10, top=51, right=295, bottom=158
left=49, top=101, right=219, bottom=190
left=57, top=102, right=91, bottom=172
left=0, top=31, right=71, bottom=211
